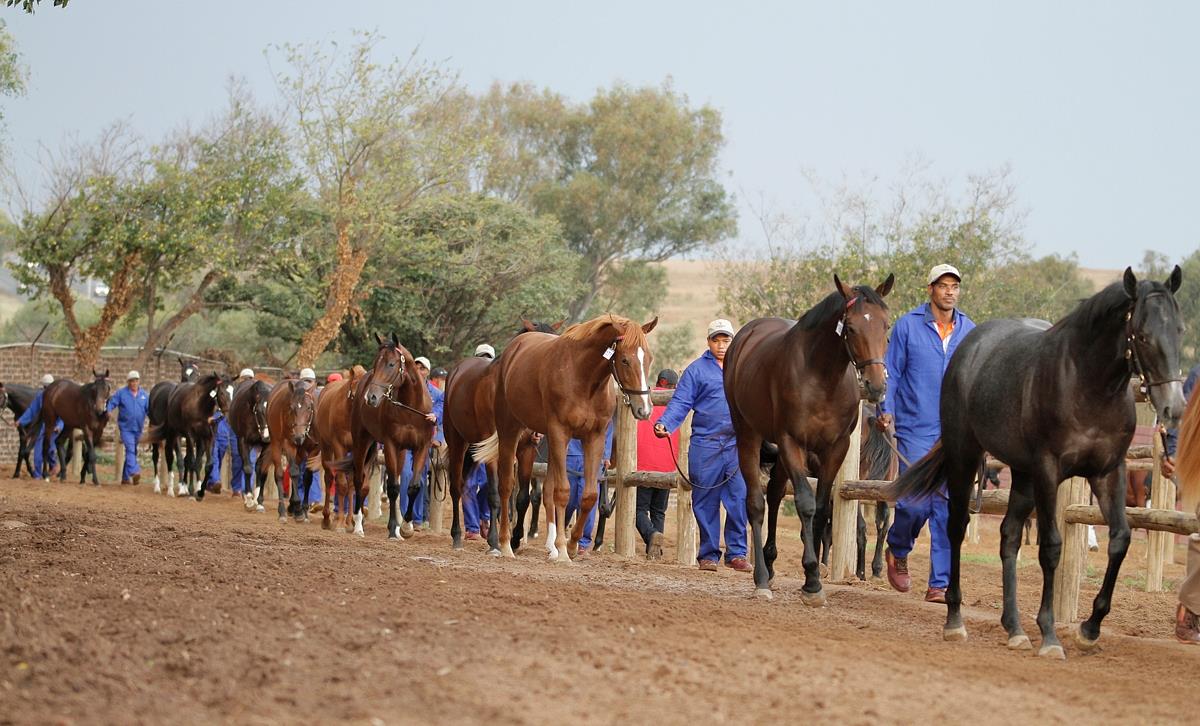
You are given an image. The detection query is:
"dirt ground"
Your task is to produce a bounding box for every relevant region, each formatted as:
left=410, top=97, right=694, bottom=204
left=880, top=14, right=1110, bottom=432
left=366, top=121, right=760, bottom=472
left=1, top=473, right=1196, bottom=726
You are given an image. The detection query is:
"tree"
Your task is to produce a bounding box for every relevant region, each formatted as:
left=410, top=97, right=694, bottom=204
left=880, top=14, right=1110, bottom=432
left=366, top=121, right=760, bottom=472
left=476, top=81, right=738, bottom=322
left=1, top=18, right=27, bottom=159
left=7, top=0, right=69, bottom=12
left=272, top=33, right=481, bottom=367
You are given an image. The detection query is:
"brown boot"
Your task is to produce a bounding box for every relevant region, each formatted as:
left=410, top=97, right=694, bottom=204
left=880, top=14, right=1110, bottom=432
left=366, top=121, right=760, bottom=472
left=1176, top=603, right=1200, bottom=645
left=132, top=474, right=141, bottom=486
left=886, top=549, right=911, bottom=593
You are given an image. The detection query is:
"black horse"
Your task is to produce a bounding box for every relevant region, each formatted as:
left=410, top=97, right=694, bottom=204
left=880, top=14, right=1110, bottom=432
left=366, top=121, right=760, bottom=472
left=146, top=372, right=232, bottom=498
left=3, top=382, right=40, bottom=478
left=890, top=267, right=1184, bottom=658
left=147, top=358, right=203, bottom=494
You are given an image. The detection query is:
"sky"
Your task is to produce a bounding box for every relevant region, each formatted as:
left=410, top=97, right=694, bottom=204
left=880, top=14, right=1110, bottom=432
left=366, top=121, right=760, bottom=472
left=3, top=0, right=1198, bottom=269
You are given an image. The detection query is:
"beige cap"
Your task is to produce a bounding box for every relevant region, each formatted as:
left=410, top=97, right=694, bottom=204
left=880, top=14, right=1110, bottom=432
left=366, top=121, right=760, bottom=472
left=414, top=356, right=431, bottom=370
left=299, top=368, right=316, bottom=381
left=707, top=319, right=735, bottom=339
left=928, top=264, right=962, bottom=285
left=127, top=370, right=140, bottom=380
left=474, top=344, right=496, bottom=358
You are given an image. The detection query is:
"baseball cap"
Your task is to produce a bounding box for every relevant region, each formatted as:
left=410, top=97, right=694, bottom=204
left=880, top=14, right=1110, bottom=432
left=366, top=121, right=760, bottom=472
left=40, top=374, right=54, bottom=386
left=474, top=344, right=495, bottom=358
left=656, top=368, right=679, bottom=387
left=239, top=368, right=254, bottom=378
left=707, top=319, right=735, bottom=340
left=928, top=264, right=962, bottom=286
left=299, top=368, right=316, bottom=381
left=326, top=372, right=343, bottom=383
left=414, top=356, right=431, bottom=370
left=431, top=367, right=448, bottom=379
left=127, top=370, right=140, bottom=380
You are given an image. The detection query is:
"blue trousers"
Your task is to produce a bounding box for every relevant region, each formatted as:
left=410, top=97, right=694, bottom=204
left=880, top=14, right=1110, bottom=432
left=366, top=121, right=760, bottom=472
left=208, top=419, right=234, bottom=485
left=690, top=442, right=747, bottom=563
left=230, top=446, right=257, bottom=494
left=462, top=464, right=491, bottom=533
left=400, top=449, right=430, bottom=523
left=31, top=423, right=61, bottom=479
left=886, top=434, right=951, bottom=589
left=565, top=454, right=600, bottom=550
left=119, top=426, right=142, bottom=480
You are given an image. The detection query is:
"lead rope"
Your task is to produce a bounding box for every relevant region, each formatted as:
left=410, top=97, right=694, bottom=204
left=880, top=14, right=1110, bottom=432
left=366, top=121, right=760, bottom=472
left=664, top=434, right=736, bottom=491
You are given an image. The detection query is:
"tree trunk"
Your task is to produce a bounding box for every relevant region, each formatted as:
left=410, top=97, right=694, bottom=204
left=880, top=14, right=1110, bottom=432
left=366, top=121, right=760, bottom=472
left=295, top=218, right=369, bottom=368
left=132, top=269, right=221, bottom=372
left=67, top=252, right=143, bottom=377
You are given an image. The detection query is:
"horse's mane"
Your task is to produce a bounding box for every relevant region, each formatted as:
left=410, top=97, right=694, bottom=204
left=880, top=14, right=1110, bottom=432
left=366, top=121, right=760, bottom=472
left=1048, top=282, right=1132, bottom=334
left=197, top=371, right=223, bottom=387
left=561, top=314, right=649, bottom=350
left=796, top=285, right=888, bottom=331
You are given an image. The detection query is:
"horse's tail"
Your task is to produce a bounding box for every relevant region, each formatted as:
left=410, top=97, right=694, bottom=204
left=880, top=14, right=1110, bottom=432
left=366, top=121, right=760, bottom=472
left=472, top=433, right=500, bottom=466
left=860, top=417, right=896, bottom=480
left=758, top=440, right=778, bottom=476
left=140, top=424, right=166, bottom=446
left=329, top=452, right=355, bottom=474
left=886, top=439, right=946, bottom=502
left=1174, top=392, right=1200, bottom=517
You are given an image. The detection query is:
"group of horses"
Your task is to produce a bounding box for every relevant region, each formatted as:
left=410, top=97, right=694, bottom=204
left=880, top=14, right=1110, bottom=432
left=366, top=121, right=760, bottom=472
left=0, top=266, right=1186, bottom=660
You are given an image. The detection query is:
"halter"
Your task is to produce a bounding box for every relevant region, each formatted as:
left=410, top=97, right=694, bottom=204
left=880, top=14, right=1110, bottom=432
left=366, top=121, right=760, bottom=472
left=368, top=380, right=430, bottom=418
left=837, top=297, right=886, bottom=384
left=1125, top=292, right=1182, bottom=396
left=293, top=387, right=317, bottom=440
left=252, top=391, right=270, bottom=435
left=604, top=340, right=652, bottom=406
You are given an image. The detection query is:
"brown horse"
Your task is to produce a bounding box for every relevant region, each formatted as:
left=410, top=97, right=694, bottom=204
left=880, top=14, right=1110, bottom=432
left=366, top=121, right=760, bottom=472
left=264, top=378, right=321, bottom=523
left=443, top=318, right=562, bottom=553
left=313, top=365, right=367, bottom=530
left=42, top=370, right=113, bottom=486
left=227, top=378, right=274, bottom=511
left=725, top=274, right=894, bottom=602
left=475, top=314, right=658, bottom=561
left=334, top=333, right=433, bottom=538
left=158, top=372, right=232, bottom=499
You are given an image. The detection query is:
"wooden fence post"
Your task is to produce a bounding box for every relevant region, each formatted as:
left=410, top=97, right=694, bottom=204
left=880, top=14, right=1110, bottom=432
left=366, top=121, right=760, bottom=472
left=614, top=400, right=638, bottom=558
left=967, top=513, right=980, bottom=545
left=429, top=448, right=446, bottom=534
left=1147, top=432, right=1170, bottom=591
left=675, top=414, right=697, bottom=566
left=70, top=433, right=83, bottom=481
left=829, top=421, right=863, bottom=581
left=1052, top=476, right=1089, bottom=624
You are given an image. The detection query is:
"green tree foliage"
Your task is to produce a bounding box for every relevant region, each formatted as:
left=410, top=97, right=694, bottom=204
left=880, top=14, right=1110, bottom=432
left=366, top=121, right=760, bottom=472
left=1, top=18, right=27, bottom=159
left=7, top=0, right=69, bottom=12
left=651, top=322, right=697, bottom=373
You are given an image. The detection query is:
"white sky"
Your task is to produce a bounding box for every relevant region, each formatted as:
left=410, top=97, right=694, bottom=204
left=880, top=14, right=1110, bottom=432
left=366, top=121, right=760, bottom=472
left=4, top=0, right=1199, bottom=268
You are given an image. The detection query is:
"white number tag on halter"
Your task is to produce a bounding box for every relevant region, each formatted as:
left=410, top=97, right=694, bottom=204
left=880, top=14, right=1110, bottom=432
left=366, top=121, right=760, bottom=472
left=602, top=345, right=615, bottom=360
left=835, top=320, right=844, bottom=336
left=209, top=389, right=217, bottom=398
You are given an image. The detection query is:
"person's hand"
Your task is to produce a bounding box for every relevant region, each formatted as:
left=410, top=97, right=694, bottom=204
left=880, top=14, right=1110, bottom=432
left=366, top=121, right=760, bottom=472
left=875, top=414, right=893, bottom=432
left=425, top=413, right=437, bottom=424
left=433, top=439, right=445, bottom=449
left=603, top=459, right=612, bottom=470
left=531, top=432, right=544, bottom=444
left=653, top=423, right=669, bottom=438
left=1162, top=454, right=1176, bottom=479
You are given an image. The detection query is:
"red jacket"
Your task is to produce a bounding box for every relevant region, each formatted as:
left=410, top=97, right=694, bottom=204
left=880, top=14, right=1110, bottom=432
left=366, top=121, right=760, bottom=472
left=636, top=391, right=678, bottom=473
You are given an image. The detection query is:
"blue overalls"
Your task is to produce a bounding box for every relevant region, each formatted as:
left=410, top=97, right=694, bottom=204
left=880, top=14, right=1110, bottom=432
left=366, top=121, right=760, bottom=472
left=106, top=384, right=149, bottom=482
left=18, top=390, right=61, bottom=479
left=880, top=302, right=975, bottom=589
left=564, top=419, right=613, bottom=551
left=462, top=461, right=492, bottom=533
left=657, top=350, right=748, bottom=564
left=400, top=381, right=443, bottom=524
left=208, top=411, right=235, bottom=488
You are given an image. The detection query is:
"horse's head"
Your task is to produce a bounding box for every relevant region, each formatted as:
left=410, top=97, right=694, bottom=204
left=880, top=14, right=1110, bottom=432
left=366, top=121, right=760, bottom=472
left=286, top=380, right=316, bottom=447
left=253, top=382, right=271, bottom=442
left=1125, top=266, right=1186, bottom=427
left=217, top=374, right=234, bottom=414
left=365, top=332, right=410, bottom=409
left=178, top=357, right=199, bottom=383
left=606, top=316, right=658, bottom=420
left=834, top=273, right=894, bottom=403
left=521, top=318, right=565, bottom=335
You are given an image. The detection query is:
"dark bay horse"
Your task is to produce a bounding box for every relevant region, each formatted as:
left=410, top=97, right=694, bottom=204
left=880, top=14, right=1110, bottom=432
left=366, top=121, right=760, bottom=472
left=42, top=371, right=113, bottom=486
left=155, top=372, right=232, bottom=498
left=334, top=333, right=433, bottom=539
left=475, top=314, right=658, bottom=561
left=147, top=358, right=203, bottom=495
left=265, top=378, right=320, bottom=522
left=890, top=268, right=1184, bottom=658
left=3, top=382, right=39, bottom=478
left=725, top=274, right=894, bottom=603
left=228, top=378, right=273, bottom=512
left=443, top=318, right=562, bottom=553
left=314, top=366, right=367, bottom=530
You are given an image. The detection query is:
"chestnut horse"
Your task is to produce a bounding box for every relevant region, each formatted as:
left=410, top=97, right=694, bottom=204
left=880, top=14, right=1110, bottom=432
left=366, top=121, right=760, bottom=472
left=334, top=333, right=433, bottom=538
left=443, top=318, right=562, bottom=552
left=264, top=378, right=321, bottom=522
left=475, top=314, right=658, bottom=561
left=42, top=370, right=113, bottom=486
left=314, top=366, right=367, bottom=530
left=725, top=274, right=894, bottom=602
left=227, top=378, right=274, bottom=511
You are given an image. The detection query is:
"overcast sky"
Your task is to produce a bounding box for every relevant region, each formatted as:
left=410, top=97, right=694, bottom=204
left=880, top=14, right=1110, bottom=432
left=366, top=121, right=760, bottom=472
left=3, top=1, right=1198, bottom=269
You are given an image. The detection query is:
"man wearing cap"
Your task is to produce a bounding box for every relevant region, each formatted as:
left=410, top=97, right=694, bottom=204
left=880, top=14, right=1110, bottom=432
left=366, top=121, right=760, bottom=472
left=474, top=344, right=496, bottom=360
left=654, top=320, right=751, bottom=572
left=18, top=374, right=62, bottom=479
left=878, top=263, right=976, bottom=603
left=429, top=367, right=448, bottom=391
left=291, top=368, right=323, bottom=506
left=107, top=370, right=150, bottom=485
left=399, top=357, right=443, bottom=529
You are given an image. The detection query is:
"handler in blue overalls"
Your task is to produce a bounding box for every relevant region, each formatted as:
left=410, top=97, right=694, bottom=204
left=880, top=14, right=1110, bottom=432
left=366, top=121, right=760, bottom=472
left=564, top=418, right=614, bottom=557
left=462, top=461, right=492, bottom=540
left=18, top=373, right=62, bottom=479
left=207, top=407, right=235, bottom=492
left=878, top=264, right=976, bottom=603
left=399, top=356, right=443, bottom=528
left=654, top=319, right=751, bottom=572
left=107, top=370, right=150, bottom=486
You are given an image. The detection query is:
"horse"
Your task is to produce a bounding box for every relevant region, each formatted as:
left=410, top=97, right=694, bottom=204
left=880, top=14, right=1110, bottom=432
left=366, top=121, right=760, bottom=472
left=41, top=370, right=114, bottom=486
left=313, top=366, right=367, bottom=530
left=889, top=267, right=1184, bottom=658
left=3, top=382, right=39, bottom=478
left=264, top=377, right=321, bottom=522
left=333, top=333, right=433, bottom=538
left=156, top=372, right=232, bottom=498
left=443, top=318, right=562, bottom=553
left=724, top=274, right=894, bottom=603
left=475, top=313, right=658, bottom=561
left=147, top=357, right=203, bottom=495
left=227, top=378, right=274, bottom=512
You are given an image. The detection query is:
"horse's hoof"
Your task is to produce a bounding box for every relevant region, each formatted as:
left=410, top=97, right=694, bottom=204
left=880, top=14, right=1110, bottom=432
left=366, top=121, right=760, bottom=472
left=354, top=529, right=365, bottom=538
left=153, top=483, right=161, bottom=494
left=500, top=544, right=516, bottom=560
left=322, top=519, right=332, bottom=531
left=452, top=541, right=464, bottom=551
left=554, top=553, right=574, bottom=566
left=819, top=562, right=830, bottom=579
left=1037, top=644, right=1066, bottom=660
left=1074, top=627, right=1101, bottom=652
left=255, top=505, right=265, bottom=513
left=1007, top=634, right=1032, bottom=650
left=488, top=548, right=501, bottom=557
left=400, top=522, right=415, bottom=539
left=943, top=625, right=968, bottom=642
left=278, top=516, right=287, bottom=524
left=800, top=589, right=827, bottom=608
left=753, top=588, right=774, bottom=601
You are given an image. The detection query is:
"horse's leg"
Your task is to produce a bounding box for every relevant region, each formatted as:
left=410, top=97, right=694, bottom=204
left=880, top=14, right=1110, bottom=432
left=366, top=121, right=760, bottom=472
left=271, top=444, right=287, bottom=522
left=350, top=439, right=374, bottom=537
left=445, top=430, right=467, bottom=550
left=567, top=433, right=603, bottom=560
left=778, top=437, right=824, bottom=603
left=195, top=435, right=209, bottom=501
left=529, top=474, right=542, bottom=540
left=400, top=451, right=419, bottom=534
left=384, top=444, right=403, bottom=540
left=942, top=453, right=978, bottom=643
left=511, top=442, right=535, bottom=552
left=408, top=444, right=430, bottom=537
left=871, top=502, right=889, bottom=578
left=1000, top=474, right=1036, bottom=649
left=540, top=428, right=569, bottom=563
left=762, top=462, right=787, bottom=586
left=14, top=427, right=25, bottom=478
left=855, top=506, right=868, bottom=581
left=1030, top=462, right=1066, bottom=659
left=736, top=431, right=771, bottom=597
left=1077, top=465, right=1132, bottom=650
left=89, top=429, right=101, bottom=486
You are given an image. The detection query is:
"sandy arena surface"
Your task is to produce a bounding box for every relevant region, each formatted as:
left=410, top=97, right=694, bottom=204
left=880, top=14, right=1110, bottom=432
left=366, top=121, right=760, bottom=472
left=1, top=473, right=1196, bottom=725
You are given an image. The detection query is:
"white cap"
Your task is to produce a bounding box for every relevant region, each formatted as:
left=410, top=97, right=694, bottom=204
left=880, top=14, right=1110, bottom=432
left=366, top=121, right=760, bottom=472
left=707, top=319, right=735, bottom=340
left=239, top=368, right=254, bottom=379
left=414, top=356, right=431, bottom=370
left=127, top=370, right=140, bottom=380
left=474, top=344, right=495, bottom=358
left=40, top=374, right=54, bottom=386
left=299, top=367, right=316, bottom=381
left=928, top=264, right=962, bottom=285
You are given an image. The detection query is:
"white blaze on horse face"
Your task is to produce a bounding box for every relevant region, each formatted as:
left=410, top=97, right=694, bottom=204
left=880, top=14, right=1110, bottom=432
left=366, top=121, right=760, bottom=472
left=225, top=385, right=234, bottom=400
left=636, top=347, right=650, bottom=412
left=185, top=367, right=194, bottom=378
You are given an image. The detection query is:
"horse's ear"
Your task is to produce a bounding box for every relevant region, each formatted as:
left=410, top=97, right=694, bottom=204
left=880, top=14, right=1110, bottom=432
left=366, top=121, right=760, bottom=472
left=391, top=332, right=399, bottom=348
left=1123, top=267, right=1138, bottom=299
left=1167, top=265, right=1183, bottom=294
left=641, top=316, right=659, bottom=335
left=375, top=332, right=384, bottom=347
left=552, top=319, right=564, bottom=332
left=876, top=273, right=895, bottom=298
left=521, top=318, right=536, bottom=332
left=287, top=380, right=295, bottom=392
left=833, top=274, right=852, bottom=299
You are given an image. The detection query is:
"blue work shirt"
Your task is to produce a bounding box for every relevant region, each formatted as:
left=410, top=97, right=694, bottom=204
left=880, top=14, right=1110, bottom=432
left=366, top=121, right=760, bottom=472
left=1164, top=362, right=1200, bottom=457
left=17, top=390, right=45, bottom=428
left=106, top=385, right=150, bottom=432
left=428, top=381, right=444, bottom=444
left=567, top=418, right=614, bottom=461
left=879, top=303, right=976, bottom=442
left=656, top=350, right=735, bottom=449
